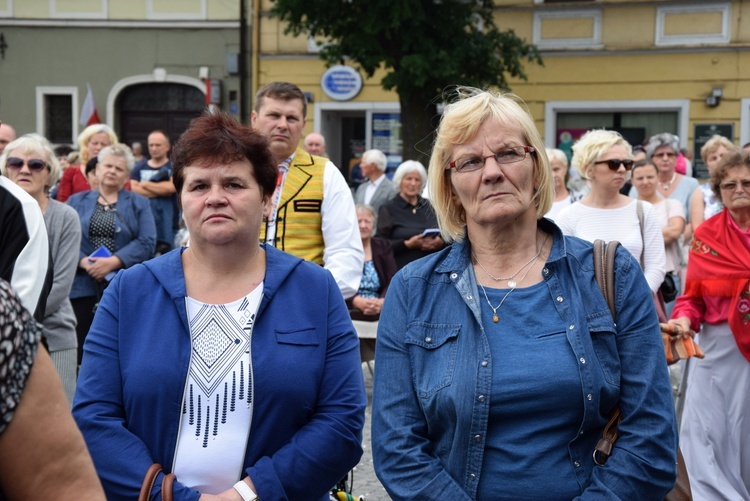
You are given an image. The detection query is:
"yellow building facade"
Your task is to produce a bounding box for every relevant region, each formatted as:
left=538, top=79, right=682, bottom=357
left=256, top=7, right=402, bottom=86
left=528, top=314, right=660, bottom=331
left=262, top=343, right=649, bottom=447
left=255, top=0, right=750, bottom=178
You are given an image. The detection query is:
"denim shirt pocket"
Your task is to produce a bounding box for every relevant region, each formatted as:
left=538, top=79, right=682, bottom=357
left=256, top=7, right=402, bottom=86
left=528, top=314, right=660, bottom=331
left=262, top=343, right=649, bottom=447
left=405, top=322, right=461, bottom=399
left=275, top=327, right=320, bottom=346
left=586, top=311, right=621, bottom=387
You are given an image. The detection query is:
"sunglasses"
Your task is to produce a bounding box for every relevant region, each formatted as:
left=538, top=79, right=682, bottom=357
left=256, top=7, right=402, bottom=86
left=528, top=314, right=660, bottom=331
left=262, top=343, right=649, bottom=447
left=594, top=159, right=634, bottom=171
left=6, top=157, right=47, bottom=172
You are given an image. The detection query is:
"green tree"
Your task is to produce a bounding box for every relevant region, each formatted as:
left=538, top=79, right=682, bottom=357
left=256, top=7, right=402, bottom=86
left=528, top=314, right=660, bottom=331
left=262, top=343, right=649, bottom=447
left=271, top=0, right=543, bottom=163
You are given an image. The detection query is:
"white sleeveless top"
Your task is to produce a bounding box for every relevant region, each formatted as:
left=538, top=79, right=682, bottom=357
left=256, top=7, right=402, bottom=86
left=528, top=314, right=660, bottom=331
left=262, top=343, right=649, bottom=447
left=172, top=283, right=263, bottom=494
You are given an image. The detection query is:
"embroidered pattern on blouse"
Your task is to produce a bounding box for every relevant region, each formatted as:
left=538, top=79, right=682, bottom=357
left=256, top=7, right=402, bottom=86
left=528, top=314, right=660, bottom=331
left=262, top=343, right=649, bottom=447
left=184, top=300, right=255, bottom=447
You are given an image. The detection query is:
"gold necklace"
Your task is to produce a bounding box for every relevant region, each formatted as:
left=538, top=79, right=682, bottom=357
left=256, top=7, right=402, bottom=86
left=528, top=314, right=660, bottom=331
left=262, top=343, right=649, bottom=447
left=472, top=233, right=548, bottom=288
left=477, top=256, right=538, bottom=323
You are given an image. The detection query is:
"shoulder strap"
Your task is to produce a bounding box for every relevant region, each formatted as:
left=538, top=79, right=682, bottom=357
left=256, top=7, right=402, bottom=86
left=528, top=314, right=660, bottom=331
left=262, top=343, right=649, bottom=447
left=636, top=200, right=645, bottom=268
left=592, top=239, right=622, bottom=466
left=592, top=239, right=619, bottom=319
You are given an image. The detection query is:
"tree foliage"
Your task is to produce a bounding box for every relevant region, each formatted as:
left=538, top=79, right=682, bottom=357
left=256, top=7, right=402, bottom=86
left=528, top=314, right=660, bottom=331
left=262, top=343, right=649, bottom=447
left=271, top=0, right=543, bottom=163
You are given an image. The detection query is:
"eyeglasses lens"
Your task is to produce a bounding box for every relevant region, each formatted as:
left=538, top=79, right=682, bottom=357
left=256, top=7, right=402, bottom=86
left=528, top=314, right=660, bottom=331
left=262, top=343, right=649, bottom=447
left=6, top=157, right=46, bottom=171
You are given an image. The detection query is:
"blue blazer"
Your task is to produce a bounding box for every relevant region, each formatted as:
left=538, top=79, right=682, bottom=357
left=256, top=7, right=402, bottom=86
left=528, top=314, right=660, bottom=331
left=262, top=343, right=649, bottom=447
left=67, top=190, right=156, bottom=298
left=72, top=246, right=366, bottom=500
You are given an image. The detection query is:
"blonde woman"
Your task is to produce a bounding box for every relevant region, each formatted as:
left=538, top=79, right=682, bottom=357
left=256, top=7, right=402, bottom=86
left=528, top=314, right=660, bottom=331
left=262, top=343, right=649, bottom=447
left=690, top=134, right=736, bottom=228
left=57, top=124, right=118, bottom=202
left=556, top=129, right=666, bottom=293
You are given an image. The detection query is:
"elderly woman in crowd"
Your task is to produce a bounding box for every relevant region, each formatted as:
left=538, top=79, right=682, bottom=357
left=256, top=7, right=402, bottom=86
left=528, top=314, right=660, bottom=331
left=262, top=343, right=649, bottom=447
left=631, top=159, right=686, bottom=317
left=73, top=111, right=366, bottom=501
left=630, top=133, right=698, bottom=235
left=690, top=134, right=736, bottom=229
left=377, top=160, right=445, bottom=269
left=67, top=144, right=155, bottom=365
left=669, top=149, right=750, bottom=500
left=544, top=148, right=583, bottom=220
left=0, top=134, right=82, bottom=404
left=0, top=279, right=105, bottom=499
left=57, top=124, right=118, bottom=202
left=372, top=88, right=677, bottom=500
left=347, top=204, right=397, bottom=321
left=556, top=129, right=666, bottom=294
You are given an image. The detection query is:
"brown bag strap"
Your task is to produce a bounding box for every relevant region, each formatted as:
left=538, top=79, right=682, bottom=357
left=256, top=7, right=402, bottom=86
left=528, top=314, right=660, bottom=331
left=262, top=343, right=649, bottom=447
left=138, top=463, right=163, bottom=501
left=162, top=473, right=176, bottom=501
left=592, top=240, right=622, bottom=466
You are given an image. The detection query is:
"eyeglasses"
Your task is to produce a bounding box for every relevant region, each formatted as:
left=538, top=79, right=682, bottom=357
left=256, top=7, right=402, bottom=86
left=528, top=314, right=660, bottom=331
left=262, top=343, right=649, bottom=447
left=448, top=146, right=535, bottom=173
left=653, top=152, right=677, bottom=159
left=593, top=159, right=634, bottom=171
left=6, top=157, right=47, bottom=172
left=719, top=180, right=750, bottom=191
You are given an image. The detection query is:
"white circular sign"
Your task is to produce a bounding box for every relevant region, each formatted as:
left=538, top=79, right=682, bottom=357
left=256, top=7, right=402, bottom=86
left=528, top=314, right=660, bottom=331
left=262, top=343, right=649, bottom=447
left=321, top=65, right=363, bottom=101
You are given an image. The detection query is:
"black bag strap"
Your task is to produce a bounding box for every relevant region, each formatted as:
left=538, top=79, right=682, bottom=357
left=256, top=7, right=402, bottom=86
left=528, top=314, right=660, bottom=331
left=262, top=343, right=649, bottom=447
left=592, top=239, right=622, bottom=466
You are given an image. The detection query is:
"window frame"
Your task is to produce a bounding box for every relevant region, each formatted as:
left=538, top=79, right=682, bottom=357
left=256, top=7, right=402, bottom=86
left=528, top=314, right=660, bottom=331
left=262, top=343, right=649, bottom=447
left=35, top=86, right=79, bottom=145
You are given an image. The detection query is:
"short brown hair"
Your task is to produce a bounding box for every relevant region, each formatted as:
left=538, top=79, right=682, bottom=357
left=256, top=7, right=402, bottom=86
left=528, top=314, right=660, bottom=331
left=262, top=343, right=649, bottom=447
left=710, top=149, right=750, bottom=200
left=171, top=110, right=277, bottom=207
left=254, top=82, right=307, bottom=118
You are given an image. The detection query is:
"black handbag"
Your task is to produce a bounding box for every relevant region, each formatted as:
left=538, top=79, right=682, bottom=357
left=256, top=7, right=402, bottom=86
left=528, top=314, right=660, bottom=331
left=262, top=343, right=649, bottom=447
left=661, top=273, right=678, bottom=303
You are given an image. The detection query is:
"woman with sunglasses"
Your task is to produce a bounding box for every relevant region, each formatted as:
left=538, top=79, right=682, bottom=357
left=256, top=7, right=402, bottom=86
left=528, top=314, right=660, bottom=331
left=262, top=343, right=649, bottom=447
left=0, top=134, right=82, bottom=404
left=67, top=144, right=155, bottom=365
left=556, top=129, right=667, bottom=294
left=372, top=90, right=677, bottom=500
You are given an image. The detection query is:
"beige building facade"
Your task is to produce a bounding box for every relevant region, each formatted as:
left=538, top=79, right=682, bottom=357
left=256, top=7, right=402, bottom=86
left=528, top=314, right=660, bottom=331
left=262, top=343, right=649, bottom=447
left=256, top=0, right=750, bottom=179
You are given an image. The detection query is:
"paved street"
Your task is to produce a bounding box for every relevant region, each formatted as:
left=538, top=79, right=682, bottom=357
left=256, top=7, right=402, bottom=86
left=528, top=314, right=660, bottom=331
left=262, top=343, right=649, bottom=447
left=348, top=363, right=390, bottom=501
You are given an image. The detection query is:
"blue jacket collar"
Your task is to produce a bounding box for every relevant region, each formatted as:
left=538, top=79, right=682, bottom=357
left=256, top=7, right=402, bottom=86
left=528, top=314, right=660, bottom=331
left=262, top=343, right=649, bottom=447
left=434, top=217, right=567, bottom=275
left=142, top=244, right=305, bottom=302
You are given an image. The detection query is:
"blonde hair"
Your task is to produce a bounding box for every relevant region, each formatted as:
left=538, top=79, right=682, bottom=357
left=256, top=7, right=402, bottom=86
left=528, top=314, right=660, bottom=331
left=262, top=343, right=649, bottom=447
left=427, top=87, right=553, bottom=242
left=571, top=129, right=632, bottom=180
left=0, top=133, right=62, bottom=189
left=77, top=124, right=118, bottom=164
left=700, top=134, right=735, bottom=165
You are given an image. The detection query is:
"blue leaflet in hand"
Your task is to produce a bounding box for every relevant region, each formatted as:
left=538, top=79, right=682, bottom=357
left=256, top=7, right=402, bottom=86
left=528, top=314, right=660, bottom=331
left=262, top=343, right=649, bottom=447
left=89, top=245, right=117, bottom=281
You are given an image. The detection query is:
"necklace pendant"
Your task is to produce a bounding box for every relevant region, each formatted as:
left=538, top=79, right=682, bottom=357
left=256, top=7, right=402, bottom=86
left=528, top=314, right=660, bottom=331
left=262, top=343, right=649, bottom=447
left=507, top=280, right=516, bottom=288
left=492, top=313, right=499, bottom=323
left=412, top=207, right=417, bottom=214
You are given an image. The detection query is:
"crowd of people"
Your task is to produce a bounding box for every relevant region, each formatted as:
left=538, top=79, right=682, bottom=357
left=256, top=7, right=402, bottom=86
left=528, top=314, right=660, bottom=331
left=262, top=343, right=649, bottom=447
left=1, top=81, right=749, bottom=500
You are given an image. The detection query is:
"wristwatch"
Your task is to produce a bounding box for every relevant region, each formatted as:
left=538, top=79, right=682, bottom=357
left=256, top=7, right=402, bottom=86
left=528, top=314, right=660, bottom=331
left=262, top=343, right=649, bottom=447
left=233, top=480, right=258, bottom=501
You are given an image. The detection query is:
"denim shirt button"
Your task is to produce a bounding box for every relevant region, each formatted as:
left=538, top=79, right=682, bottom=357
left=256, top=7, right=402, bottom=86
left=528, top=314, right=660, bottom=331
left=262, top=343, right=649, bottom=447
left=481, top=360, right=488, bottom=367
left=569, top=324, right=575, bottom=330
left=474, top=434, right=482, bottom=442
left=451, top=273, right=458, bottom=280
left=587, top=394, right=592, bottom=401
left=579, top=357, right=586, bottom=364
left=425, top=337, right=432, bottom=343
left=556, top=296, right=564, bottom=302
left=574, top=461, right=581, bottom=467
left=470, top=474, right=476, bottom=481
left=466, top=295, right=472, bottom=300
left=542, top=267, right=549, bottom=275
left=477, top=395, right=485, bottom=403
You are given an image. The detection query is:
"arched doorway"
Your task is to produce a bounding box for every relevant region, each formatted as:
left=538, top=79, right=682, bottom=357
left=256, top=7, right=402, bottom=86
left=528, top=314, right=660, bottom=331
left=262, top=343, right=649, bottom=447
left=117, top=83, right=205, bottom=147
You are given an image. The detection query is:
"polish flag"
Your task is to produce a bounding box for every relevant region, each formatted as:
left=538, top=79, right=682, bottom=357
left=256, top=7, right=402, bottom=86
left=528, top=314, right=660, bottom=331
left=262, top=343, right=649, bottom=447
left=79, top=83, right=101, bottom=127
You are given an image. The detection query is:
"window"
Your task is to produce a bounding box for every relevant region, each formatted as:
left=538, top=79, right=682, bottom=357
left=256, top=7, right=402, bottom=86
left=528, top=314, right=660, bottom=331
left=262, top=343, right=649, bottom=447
left=36, top=87, right=78, bottom=145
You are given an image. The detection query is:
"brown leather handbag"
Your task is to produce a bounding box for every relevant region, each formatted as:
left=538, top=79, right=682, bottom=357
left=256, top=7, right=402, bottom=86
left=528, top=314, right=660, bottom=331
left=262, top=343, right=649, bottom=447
left=138, top=463, right=175, bottom=501
left=592, top=240, right=691, bottom=500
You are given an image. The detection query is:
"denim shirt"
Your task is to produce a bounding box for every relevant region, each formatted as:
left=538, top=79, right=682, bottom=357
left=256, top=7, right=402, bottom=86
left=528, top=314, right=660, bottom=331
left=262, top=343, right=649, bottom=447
left=372, top=219, right=677, bottom=500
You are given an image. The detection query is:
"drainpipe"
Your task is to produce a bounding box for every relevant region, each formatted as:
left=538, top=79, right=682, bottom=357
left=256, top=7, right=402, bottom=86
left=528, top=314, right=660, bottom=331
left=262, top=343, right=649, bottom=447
left=239, top=0, right=249, bottom=123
